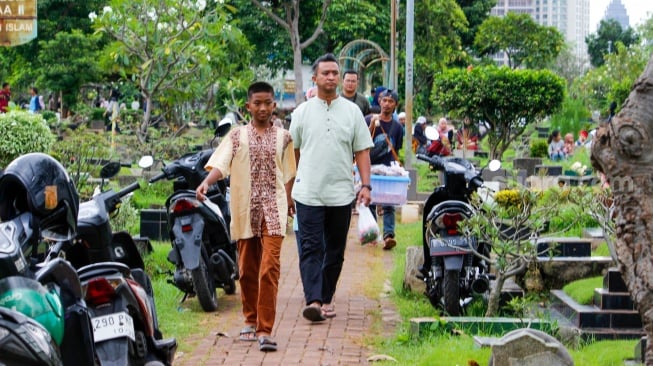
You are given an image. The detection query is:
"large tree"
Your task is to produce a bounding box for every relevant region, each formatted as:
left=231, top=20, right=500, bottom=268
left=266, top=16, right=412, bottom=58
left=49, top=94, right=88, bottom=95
left=432, top=66, right=565, bottom=159
left=92, top=0, right=252, bottom=141
left=591, top=54, right=653, bottom=365
left=248, top=0, right=333, bottom=104
left=455, top=0, right=496, bottom=53
left=474, top=12, right=564, bottom=69
left=410, top=0, right=468, bottom=115
left=586, top=19, right=639, bottom=68
left=0, top=0, right=106, bottom=104
left=37, top=30, right=102, bottom=114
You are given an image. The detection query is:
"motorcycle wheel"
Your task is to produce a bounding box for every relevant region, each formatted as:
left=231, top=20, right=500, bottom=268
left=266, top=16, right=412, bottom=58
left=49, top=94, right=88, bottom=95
left=443, top=270, right=461, bottom=316
left=191, top=256, right=218, bottom=312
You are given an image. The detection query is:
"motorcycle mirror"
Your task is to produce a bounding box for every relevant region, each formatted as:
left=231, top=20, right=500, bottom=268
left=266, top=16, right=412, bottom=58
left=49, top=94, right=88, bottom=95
left=100, top=162, right=121, bottom=179
left=138, top=155, right=154, bottom=169
left=215, top=117, right=233, bottom=138
left=488, top=159, right=501, bottom=172
left=424, top=126, right=439, bottom=141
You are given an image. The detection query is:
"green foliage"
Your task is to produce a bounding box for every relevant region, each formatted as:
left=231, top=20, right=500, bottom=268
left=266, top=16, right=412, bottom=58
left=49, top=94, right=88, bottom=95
left=131, top=180, right=173, bottom=209
left=37, top=30, right=102, bottom=108
left=0, top=111, right=55, bottom=168
left=111, top=196, right=140, bottom=234
left=48, top=130, right=112, bottom=199
left=432, top=66, right=566, bottom=160
left=548, top=97, right=591, bottom=137
left=91, top=108, right=107, bottom=121
left=94, top=0, right=253, bottom=137
left=530, top=139, right=548, bottom=158
left=474, top=12, right=564, bottom=69
left=572, top=42, right=647, bottom=114
left=41, top=110, right=57, bottom=123
left=586, top=19, right=639, bottom=68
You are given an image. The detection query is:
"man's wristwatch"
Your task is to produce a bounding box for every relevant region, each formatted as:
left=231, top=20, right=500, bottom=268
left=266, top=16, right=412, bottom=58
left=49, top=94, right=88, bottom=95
left=361, top=184, right=372, bottom=191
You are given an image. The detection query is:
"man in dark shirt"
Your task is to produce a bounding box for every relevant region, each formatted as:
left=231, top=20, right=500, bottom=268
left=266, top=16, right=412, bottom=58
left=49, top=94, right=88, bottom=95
left=341, top=70, right=370, bottom=116
left=365, top=89, right=403, bottom=250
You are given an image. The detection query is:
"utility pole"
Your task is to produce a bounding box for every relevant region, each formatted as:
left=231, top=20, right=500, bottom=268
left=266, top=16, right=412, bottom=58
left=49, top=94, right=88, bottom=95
left=390, top=0, right=397, bottom=89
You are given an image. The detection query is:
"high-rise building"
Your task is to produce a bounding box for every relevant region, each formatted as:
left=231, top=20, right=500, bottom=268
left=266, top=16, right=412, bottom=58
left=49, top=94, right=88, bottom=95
left=489, top=0, right=590, bottom=70
left=602, top=0, right=630, bottom=30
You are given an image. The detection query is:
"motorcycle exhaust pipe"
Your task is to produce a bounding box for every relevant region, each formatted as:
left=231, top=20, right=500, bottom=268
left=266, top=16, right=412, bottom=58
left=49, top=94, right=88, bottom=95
left=210, top=252, right=232, bottom=282
left=471, top=277, right=490, bottom=294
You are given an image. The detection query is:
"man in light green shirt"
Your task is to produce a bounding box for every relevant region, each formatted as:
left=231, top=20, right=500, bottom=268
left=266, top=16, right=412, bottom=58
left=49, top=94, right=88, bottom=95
left=290, top=53, right=373, bottom=322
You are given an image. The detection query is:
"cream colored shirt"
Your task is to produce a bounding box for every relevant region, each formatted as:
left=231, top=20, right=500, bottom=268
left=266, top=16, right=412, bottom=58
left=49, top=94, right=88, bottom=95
left=290, top=96, right=373, bottom=206
left=205, top=124, right=296, bottom=240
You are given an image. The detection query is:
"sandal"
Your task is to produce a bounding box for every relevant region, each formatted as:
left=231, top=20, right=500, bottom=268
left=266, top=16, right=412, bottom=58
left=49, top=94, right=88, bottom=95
left=302, top=305, right=326, bottom=322
left=258, top=335, right=278, bottom=352
left=239, top=325, right=257, bottom=342
left=322, top=304, right=336, bottom=318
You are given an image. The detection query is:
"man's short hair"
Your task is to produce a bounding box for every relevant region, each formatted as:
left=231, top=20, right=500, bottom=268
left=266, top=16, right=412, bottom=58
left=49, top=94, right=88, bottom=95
left=312, top=53, right=339, bottom=75
left=247, top=81, right=275, bottom=99
left=343, top=70, right=358, bottom=78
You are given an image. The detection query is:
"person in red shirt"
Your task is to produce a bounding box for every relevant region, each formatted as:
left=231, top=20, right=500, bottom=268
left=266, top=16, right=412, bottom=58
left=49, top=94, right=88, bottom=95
left=0, top=83, right=11, bottom=113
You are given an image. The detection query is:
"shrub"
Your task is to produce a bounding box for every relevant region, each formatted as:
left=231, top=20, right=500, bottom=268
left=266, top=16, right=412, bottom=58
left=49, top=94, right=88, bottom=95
left=530, top=139, right=548, bottom=158
left=494, top=189, right=521, bottom=208
left=41, top=110, right=58, bottom=123
left=91, top=108, right=107, bottom=121
left=0, top=111, right=55, bottom=168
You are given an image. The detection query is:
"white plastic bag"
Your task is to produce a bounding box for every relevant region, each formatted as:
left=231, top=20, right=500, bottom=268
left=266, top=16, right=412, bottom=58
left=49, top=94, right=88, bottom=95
left=357, top=203, right=381, bottom=245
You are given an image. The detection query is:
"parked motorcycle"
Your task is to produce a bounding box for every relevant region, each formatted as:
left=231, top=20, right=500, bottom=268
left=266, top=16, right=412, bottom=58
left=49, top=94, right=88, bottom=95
left=416, top=127, right=500, bottom=316
left=147, top=120, right=238, bottom=312
left=0, top=153, right=96, bottom=365
left=73, top=158, right=177, bottom=365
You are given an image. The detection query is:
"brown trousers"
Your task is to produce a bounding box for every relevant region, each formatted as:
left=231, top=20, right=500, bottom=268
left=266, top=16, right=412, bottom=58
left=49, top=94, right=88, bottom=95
left=237, top=220, right=283, bottom=336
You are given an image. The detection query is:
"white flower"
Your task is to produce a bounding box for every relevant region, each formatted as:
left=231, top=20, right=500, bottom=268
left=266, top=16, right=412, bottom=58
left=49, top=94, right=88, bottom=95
left=88, top=12, right=97, bottom=21
left=102, top=6, right=112, bottom=14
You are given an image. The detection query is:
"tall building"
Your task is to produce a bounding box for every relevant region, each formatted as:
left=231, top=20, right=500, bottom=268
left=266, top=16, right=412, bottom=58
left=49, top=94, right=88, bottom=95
left=534, top=0, right=590, bottom=70
left=489, top=0, right=590, bottom=70
left=602, top=0, right=630, bottom=30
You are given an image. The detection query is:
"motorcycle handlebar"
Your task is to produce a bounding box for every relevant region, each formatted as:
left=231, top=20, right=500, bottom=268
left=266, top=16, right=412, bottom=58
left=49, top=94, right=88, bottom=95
left=148, top=172, right=167, bottom=184
left=416, top=153, right=444, bottom=170
left=117, top=181, right=142, bottom=199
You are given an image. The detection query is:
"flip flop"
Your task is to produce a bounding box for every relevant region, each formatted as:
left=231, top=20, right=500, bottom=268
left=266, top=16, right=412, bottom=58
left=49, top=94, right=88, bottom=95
left=258, top=336, right=278, bottom=352
left=322, top=305, right=336, bottom=318
left=239, top=325, right=257, bottom=341
left=302, top=305, right=326, bottom=322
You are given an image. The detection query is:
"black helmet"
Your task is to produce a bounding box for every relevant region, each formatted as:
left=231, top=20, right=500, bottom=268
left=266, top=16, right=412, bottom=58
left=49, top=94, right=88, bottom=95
left=0, top=153, right=79, bottom=241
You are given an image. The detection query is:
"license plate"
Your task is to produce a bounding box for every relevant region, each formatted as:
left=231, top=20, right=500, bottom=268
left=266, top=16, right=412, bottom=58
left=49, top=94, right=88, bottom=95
left=430, top=237, right=469, bottom=254
left=92, top=311, right=135, bottom=343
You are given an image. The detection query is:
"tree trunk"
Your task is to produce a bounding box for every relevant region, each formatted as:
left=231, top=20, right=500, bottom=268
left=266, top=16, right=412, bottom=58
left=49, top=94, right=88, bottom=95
left=139, top=94, right=153, bottom=144
left=591, top=55, right=653, bottom=365
left=486, top=272, right=506, bottom=317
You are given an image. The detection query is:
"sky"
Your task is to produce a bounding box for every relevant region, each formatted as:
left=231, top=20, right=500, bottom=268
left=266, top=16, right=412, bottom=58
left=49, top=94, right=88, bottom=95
left=590, top=0, right=653, bottom=32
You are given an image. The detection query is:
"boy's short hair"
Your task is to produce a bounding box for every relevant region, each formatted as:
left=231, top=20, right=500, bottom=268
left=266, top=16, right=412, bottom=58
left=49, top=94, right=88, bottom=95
left=248, top=82, right=275, bottom=99
left=311, top=53, right=339, bottom=75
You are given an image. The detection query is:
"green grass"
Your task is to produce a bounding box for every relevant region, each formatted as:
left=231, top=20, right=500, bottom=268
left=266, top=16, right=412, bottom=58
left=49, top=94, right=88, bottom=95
left=562, top=276, right=603, bottom=305
left=376, top=216, right=638, bottom=365
left=144, top=241, right=218, bottom=352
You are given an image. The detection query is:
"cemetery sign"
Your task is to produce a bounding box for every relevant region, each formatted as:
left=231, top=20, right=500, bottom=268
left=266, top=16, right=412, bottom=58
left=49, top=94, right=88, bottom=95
left=0, top=0, right=37, bottom=47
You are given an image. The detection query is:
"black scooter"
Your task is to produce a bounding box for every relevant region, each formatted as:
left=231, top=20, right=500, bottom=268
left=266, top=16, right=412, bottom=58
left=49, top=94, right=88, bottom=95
left=0, top=212, right=96, bottom=366
left=416, top=127, right=500, bottom=315
left=72, top=159, right=177, bottom=366
left=148, top=121, right=238, bottom=312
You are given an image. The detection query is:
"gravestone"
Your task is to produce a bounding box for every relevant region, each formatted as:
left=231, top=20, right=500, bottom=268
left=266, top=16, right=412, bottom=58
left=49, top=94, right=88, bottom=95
left=403, top=246, right=425, bottom=293
left=513, top=158, right=543, bottom=176
left=535, top=165, right=563, bottom=176
left=489, top=328, right=574, bottom=366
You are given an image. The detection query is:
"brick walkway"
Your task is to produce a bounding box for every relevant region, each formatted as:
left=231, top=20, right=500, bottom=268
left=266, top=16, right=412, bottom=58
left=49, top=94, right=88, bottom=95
left=173, top=216, right=397, bottom=366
